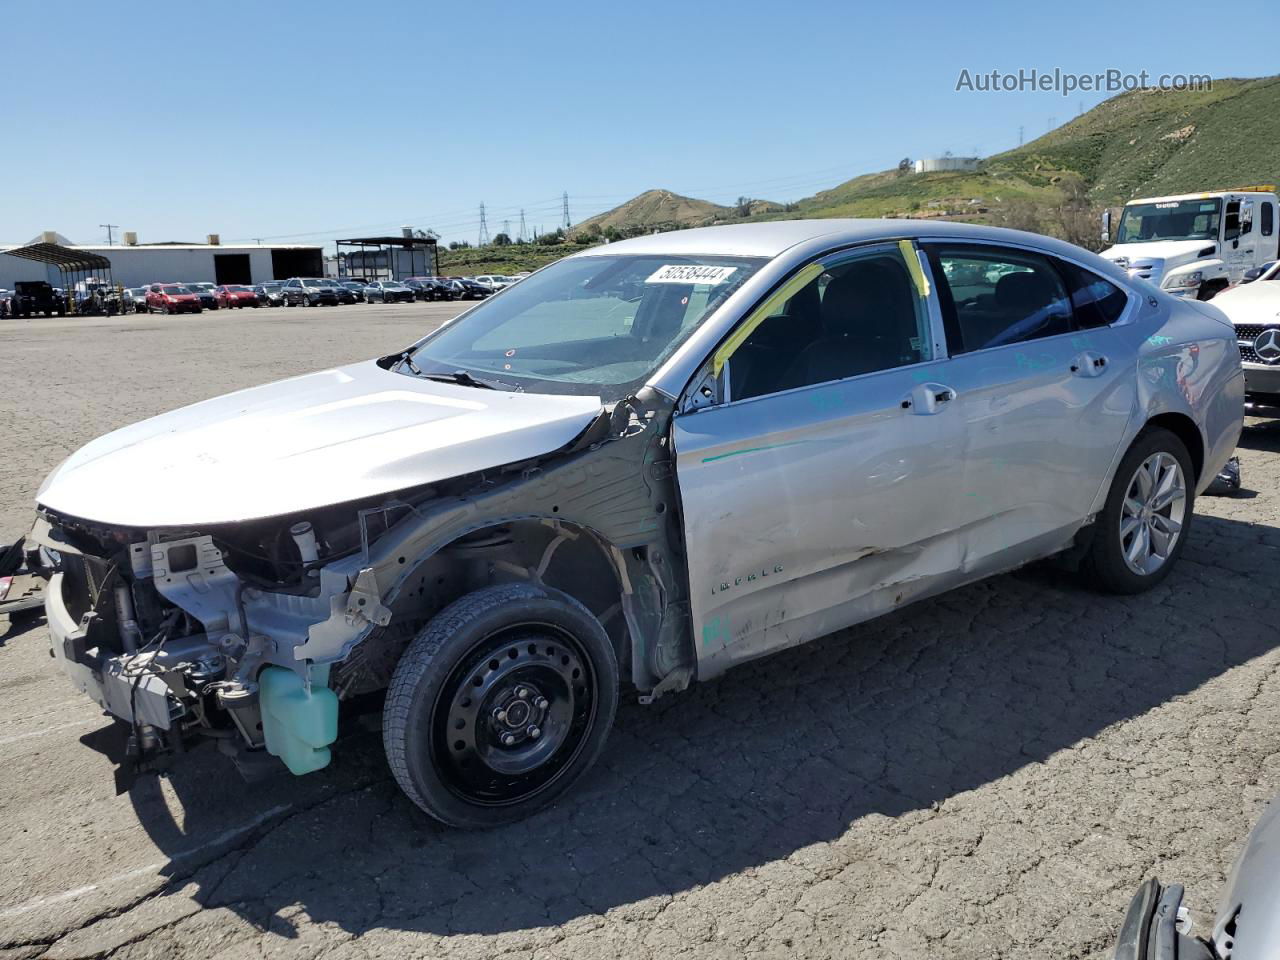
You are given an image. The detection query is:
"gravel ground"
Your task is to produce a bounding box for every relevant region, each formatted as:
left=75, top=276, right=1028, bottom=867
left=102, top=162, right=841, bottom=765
left=2, top=303, right=1279, bottom=960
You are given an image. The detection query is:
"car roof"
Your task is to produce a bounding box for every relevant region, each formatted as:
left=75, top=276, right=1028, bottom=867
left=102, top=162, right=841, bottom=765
left=570, top=218, right=1103, bottom=262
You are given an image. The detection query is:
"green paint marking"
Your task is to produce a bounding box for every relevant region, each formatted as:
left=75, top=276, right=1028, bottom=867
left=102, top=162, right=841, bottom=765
left=702, top=617, right=726, bottom=649
left=701, top=439, right=809, bottom=464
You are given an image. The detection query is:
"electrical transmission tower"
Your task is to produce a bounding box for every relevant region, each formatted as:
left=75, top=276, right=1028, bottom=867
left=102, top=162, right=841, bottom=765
left=100, top=223, right=119, bottom=246
left=502, top=219, right=511, bottom=239
left=478, top=202, right=490, bottom=246
left=518, top=209, right=527, bottom=242
left=562, top=191, right=571, bottom=230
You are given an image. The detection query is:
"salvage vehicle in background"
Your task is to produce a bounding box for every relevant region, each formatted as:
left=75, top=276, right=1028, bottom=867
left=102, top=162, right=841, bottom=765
left=124, top=288, right=149, bottom=313
left=254, top=282, right=285, bottom=306
left=282, top=277, right=340, bottom=307
left=215, top=284, right=260, bottom=309
left=31, top=220, right=1242, bottom=827
left=145, top=283, right=202, bottom=314
left=338, top=280, right=366, bottom=303
left=1112, top=798, right=1279, bottom=960
left=11, top=280, right=66, bottom=318
left=1203, top=259, right=1280, bottom=407
left=449, top=276, right=491, bottom=299
left=404, top=277, right=448, bottom=301
left=1101, top=188, right=1280, bottom=300
left=185, top=281, right=220, bottom=310
left=363, top=279, right=416, bottom=303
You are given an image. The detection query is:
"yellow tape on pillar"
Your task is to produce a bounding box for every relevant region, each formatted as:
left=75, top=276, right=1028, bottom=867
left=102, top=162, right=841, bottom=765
left=712, top=262, right=824, bottom=378
left=899, top=240, right=930, bottom=298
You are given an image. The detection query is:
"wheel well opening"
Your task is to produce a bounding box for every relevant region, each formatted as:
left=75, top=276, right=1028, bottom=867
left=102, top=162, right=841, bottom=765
left=335, top=520, right=631, bottom=698
left=1145, top=412, right=1204, bottom=483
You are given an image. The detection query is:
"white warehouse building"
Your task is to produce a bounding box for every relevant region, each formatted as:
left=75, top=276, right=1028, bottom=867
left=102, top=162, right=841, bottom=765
left=0, top=234, right=324, bottom=289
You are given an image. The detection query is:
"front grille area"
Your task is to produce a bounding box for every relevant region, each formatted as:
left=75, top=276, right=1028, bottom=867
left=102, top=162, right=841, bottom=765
left=1237, top=323, right=1280, bottom=365
left=1235, top=323, right=1278, bottom=341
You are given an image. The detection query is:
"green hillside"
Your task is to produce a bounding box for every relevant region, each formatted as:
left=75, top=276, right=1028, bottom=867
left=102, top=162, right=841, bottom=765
left=570, top=189, right=734, bottom=234
left=443, top=75, right=1279, bottom=266
left=742, top=75, right=1280, bottom=246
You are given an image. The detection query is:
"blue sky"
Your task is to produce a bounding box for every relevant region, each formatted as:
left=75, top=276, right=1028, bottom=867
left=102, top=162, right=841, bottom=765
left=4, top=0, right=1276, bottom=250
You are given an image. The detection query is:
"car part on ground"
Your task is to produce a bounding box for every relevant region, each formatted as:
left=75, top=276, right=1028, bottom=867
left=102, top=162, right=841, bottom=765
left=0, top=537, right=47, bottom=637
left=32, top=219, right=1245, bottom=825
left=1112, top=798, right=1280, bottom=960
left=1204, top=455, right=1242, bottom=496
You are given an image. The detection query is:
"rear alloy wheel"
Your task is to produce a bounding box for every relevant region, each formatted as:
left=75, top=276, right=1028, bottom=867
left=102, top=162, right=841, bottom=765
left=1084, top=427, right=1194, bottom=593
left=383, top=583, right=619, bottom=828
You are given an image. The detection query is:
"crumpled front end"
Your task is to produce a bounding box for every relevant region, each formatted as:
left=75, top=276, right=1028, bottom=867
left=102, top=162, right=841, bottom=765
left=32, top=504, right=393, bottom=779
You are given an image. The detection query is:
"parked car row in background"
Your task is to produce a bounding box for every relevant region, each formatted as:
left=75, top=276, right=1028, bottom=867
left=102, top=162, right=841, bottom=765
left=101, top=273, right=523, bottom=313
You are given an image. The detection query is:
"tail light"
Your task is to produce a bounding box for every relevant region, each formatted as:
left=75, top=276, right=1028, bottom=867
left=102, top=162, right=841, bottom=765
left=0, top=576, right=12, bottom=602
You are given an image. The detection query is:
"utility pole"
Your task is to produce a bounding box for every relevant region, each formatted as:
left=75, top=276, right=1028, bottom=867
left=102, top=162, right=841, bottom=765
left=99, top=223, right=119, bottom=246
left=562, top=191, right=571, bottom=231
left=478, top=202, right=490, bottom=247
left=518, top=209, right=527, bottom=243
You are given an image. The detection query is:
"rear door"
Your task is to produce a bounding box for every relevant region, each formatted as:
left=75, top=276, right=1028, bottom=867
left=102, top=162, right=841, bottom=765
left=673, top=242, right=967, bottom=675
left=922, top=242, right=1140, bottom=563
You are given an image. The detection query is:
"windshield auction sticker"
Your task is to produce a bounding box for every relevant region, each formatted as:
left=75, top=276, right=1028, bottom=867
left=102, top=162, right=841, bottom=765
left=646, top=264, right=738, bottom=285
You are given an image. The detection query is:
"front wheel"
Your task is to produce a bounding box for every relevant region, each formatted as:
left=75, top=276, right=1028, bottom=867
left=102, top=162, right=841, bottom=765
left=383, top=583, right=619, bottom=828
left=1083, top=427, right=1194, bottom=593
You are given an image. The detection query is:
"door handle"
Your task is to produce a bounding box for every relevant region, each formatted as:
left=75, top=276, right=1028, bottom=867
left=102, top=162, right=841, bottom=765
left=931, top=388, right=954, bottom=402
left=910, top=383, right=957, bottom=414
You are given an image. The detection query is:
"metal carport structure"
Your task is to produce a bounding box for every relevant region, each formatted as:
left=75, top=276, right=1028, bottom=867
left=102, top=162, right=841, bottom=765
left=1, top=242, right=114, bottom=314
left=334, top=235, right=438, bottom=281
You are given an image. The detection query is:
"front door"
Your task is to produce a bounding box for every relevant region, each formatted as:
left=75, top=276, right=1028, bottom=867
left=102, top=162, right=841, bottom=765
left=672, top=243, right=966, bottom=676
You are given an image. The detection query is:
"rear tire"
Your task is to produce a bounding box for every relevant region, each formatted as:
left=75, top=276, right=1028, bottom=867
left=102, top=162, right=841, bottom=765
left=383, top=583, right=619, bottom=828
left=1082, top=427, right=1195, bottom=594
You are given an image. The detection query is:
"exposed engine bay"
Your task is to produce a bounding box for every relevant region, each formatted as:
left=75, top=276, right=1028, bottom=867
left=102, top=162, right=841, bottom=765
left=30, top=387, right=694, bottom=780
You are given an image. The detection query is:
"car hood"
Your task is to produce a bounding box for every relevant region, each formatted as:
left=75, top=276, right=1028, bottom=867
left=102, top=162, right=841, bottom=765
left=36, top=359, right=603, bottom=527
left=1101, top=239, right=1213, bottom=263
left=1212, top=281, right=1280, bottom=323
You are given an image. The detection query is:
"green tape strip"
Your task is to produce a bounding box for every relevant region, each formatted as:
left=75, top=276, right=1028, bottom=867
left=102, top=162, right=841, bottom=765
left=899, top=239, right=930, bottom=298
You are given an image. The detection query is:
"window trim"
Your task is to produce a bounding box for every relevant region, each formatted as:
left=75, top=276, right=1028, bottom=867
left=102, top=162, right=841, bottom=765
left=919, top=237, right=1140, bottom=359
left=714, top=241, right=947, bottom=406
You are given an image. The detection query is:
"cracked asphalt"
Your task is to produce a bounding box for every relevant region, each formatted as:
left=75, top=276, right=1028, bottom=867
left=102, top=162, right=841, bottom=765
left=3, top=303, right=1280, bottom=959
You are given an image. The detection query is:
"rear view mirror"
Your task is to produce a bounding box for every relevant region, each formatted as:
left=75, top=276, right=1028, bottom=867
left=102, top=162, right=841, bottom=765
left=1101, top=209, right=1112, bottom=243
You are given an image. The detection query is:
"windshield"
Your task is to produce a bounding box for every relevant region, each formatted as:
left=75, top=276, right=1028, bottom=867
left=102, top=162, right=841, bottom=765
left=303, top=279, right=330, bottom=288
left=228, top=285, right=251, bottom=292
left=404, top=253, right=764, bottom=400
left=1115, top=198, right=1221, bottom=244
left=162, top=285, right=190, bottom=294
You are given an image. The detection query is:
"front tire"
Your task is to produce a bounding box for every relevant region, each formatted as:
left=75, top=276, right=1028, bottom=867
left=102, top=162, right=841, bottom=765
left=383, top=583, right=619, bottom=828
left=1083, top=427, right=1194, bottom=594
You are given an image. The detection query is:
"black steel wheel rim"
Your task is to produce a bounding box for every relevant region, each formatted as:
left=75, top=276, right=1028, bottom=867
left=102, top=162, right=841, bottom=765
left=430, top=624, right=598, bottom=806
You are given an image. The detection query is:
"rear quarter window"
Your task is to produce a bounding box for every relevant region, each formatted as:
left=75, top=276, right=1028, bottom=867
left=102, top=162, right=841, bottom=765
left=1057, top=260, right=1130, bottom=328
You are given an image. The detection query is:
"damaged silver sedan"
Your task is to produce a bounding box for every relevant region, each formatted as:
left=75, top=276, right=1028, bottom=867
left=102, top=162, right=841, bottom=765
left=32, top=220, right=1244, bottom=827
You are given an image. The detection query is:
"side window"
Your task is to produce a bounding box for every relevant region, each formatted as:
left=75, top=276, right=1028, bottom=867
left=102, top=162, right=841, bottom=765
left=1261, top=202, right=1274, bottom=237
left=1056, top=260, right=1129, bottom=328
left=926, top=245, right=1072, bottom=352
left=1224, top=200, right=1241, bottom=240
left=728, top=248, right=930, bottom=401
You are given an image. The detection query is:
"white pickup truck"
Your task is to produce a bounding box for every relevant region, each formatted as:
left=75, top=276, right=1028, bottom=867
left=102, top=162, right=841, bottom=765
left=1100, top=187, right=1280, bottom=300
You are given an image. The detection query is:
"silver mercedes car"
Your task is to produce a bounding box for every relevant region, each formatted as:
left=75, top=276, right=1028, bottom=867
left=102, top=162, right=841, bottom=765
left=30, top=220, right=1244, bottom=827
